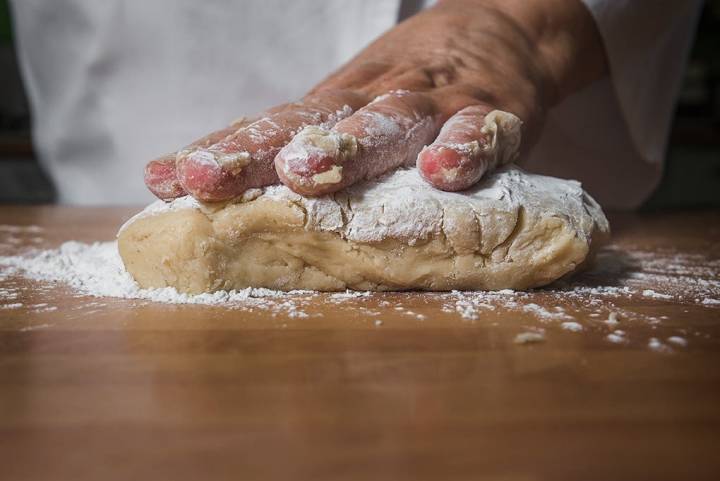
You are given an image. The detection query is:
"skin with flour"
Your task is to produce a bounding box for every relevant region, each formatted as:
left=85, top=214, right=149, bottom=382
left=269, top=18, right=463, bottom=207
left=144, top=0, right=607, bottom=201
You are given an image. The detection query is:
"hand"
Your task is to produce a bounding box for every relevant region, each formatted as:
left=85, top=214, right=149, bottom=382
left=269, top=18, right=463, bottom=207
left=145, top=0, right=606, bottom=201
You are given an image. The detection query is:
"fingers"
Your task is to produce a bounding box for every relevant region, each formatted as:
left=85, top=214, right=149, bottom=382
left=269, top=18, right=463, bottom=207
left=147, top=90, right=522, bottom=201
left=144, top=155, right=185, bottom=200
left=176, top=91, right=367, bottom=202
left=144, top=118, right=253, bottom=200
left=417, top=106, right=522, bottom=191
left=275, top=90, right=439, bottom=196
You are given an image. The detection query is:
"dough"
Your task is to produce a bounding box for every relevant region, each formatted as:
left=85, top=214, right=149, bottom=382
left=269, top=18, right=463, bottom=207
left=118, top=166, right=609, bottom=293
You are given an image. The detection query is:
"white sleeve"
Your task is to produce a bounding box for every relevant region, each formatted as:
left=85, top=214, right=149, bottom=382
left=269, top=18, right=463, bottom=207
left=579, top=0, right=703, bottom=164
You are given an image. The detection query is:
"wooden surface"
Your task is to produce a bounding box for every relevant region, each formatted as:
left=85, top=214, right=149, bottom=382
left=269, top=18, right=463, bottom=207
left=1, top=206, right=719, bottom=481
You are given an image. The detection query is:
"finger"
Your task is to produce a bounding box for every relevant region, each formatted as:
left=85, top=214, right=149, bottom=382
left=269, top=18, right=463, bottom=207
left=177, top=90, right=367, bottom=202
left=275, top=90, right=439, bottom=196
left=144, top=155, right=185, bottom=200
left=416, top=106, right=522, bottom=191
left=144, top=117, right=254, bottom=200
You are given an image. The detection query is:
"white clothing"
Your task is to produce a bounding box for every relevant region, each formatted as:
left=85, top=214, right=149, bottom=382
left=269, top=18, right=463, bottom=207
left=10, top=0, right=702, bottom=207
left=527, top=0, right=703, bottom=208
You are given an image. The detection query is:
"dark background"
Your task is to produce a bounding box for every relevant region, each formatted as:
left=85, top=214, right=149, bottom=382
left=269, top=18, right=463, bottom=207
left=0, top=1, right=718, bottom=207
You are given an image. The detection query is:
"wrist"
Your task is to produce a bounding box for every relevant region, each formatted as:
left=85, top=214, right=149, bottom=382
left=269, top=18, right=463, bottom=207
left=435, top=0, right=607, bottom=106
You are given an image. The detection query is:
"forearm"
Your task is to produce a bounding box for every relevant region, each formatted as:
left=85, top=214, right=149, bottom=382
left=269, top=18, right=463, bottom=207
left=436, top=0, right=608, bottom=106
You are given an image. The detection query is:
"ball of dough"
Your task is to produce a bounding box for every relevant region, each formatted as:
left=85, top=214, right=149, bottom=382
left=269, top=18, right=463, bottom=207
left=118, top=166, right=609, bottom=293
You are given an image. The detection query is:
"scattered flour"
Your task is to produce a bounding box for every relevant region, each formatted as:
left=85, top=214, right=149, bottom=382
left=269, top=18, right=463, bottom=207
left=667, top=336, right=688, bottom=347
left=330, top=290, right=372, bottom=300
left=0, top=241, right=314, bottom=317
left=19, top=323, right=52, bottom=332
left=642, top=289, right=673, bottom=300
left=0, top=225, right=43, bottom=233
left=605, top=312, right=620, bottom=326
left=514, top=331, right=546, bottom=344
left=522, top=303, right=574, bottom=321
left=1, top=237, right=718, bottom=353
left=606, top=333, right=627, bottom=344
left=0, top=302, right=22, bottom=309
left=648, top=337, right=672, bottom=353
left=561, top=321, right=583, bottom=332
left=437, top=244, right=720, bottom=351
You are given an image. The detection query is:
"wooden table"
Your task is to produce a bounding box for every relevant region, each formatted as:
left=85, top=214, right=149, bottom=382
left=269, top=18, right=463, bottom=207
left=1, top=206, right=719, bottom=481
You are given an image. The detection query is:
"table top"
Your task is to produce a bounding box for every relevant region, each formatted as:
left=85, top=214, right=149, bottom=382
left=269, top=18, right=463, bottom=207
left=1, top=206, right=719, bottom=481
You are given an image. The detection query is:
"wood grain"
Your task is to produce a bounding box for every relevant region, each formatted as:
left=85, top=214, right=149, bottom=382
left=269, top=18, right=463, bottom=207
left=0, top=206, right=719, bottom=481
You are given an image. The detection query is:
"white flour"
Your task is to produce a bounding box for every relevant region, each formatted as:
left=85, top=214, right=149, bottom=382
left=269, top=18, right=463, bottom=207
left=561, top=321, right=584, bottom=332
left=0, top=302, right=22, bottom=309
left=0, top=240, right=315, bottom=317
left=1, top=228, right=717, bottom=352
left=648, top=337, right=672, bottom=353
left=514, top=331, right=546, bottom=344
left=250, top=165, right=606, bottom=244
left=667, top=336, right=688, bottom=347
left=642, top=289, right=673, bottom=299
left=606, top=333, right=627, bottom=344
left=605, top=312, right=620, bottom=325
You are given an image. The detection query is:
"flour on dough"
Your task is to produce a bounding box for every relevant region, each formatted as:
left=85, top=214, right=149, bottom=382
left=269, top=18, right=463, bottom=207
left=118, top=166, right=609, bottom=293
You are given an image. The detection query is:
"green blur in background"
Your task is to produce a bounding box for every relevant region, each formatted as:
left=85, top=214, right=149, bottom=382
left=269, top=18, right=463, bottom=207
left=0, top=1, right=10, bottom=44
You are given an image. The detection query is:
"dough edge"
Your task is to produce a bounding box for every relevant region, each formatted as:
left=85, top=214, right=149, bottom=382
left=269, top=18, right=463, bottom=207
left=118, top=166, right=610, bottom=293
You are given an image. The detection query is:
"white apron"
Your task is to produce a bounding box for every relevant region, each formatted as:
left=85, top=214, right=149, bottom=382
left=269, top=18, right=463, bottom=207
left=10, top=0, right=702, bottom=207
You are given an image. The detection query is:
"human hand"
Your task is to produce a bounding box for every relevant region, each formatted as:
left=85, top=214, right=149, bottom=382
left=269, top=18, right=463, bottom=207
left=145, top=0, right=605, bottom=201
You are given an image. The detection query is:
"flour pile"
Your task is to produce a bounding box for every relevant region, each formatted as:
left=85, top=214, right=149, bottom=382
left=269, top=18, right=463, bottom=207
left=0, top=240, right=310, bottom=307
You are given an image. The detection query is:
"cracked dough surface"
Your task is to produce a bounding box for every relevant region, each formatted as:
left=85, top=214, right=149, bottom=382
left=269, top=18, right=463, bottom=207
left=118, top=166, right=609, bottom=293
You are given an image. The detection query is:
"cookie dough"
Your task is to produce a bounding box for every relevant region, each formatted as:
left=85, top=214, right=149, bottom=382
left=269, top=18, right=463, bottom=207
left=118, top=166, right=609, bottom=293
